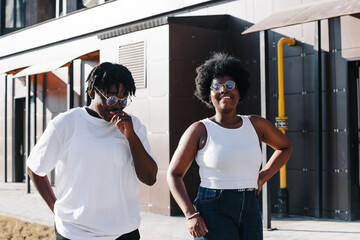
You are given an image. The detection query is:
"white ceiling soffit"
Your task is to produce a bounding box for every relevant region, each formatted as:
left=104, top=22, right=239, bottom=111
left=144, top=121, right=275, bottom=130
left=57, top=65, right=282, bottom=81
left=242, top=0, right=360, bottom=34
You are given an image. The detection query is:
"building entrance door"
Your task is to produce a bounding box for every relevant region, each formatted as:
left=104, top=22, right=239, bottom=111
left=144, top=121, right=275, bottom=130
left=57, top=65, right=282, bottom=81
left=14, top=97, right=26, bottom=182
left=352, top=61, right=360, bottom=220
left=356, top=62, right=360, bottom=188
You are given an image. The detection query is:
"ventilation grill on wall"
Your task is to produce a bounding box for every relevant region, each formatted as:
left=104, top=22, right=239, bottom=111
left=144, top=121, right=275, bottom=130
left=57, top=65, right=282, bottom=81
left=119, top=41, right=146, bottom=89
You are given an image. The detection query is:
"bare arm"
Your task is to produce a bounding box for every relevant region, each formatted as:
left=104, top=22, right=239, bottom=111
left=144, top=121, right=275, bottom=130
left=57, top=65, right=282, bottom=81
left=167, top=122, right=208, bottom=238
left=111, top=112, right=157, bottom=186
left=127, top=133, right=158, bottom=186
left=27, top=167, right=56, bottom=213
left=249, top=115, right=293, bottom=194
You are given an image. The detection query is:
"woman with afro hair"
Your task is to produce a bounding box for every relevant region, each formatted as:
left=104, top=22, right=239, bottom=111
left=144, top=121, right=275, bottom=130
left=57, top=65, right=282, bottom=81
left=167, top=53, right=292, bottom=240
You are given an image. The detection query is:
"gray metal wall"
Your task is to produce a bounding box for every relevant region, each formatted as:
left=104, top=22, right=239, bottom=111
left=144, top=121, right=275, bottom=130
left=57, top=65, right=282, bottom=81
left=265, top=16, right=360, bottom=220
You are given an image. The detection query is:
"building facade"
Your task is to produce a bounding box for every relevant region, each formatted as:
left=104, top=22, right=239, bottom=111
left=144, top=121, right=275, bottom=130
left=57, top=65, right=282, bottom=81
left=0, top=0, right=359, bottom=220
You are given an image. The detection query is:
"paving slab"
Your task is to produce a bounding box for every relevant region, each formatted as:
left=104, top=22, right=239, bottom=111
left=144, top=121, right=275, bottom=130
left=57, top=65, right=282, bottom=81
left=1, top=182, right=359, bottom=240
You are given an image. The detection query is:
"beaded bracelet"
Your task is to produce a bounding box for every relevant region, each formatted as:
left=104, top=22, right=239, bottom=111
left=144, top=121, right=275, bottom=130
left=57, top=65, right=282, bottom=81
left=186, top=212, right=200, bottom=221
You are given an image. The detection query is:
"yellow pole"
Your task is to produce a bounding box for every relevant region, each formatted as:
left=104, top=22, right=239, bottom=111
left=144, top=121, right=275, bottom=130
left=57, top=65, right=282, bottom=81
left=276, top=37, right=295, bottom=216
left=277, top=37, right=295, bottom=189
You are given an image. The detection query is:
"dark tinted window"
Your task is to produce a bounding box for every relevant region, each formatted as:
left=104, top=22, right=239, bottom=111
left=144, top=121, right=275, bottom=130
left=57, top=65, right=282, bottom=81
left=1, top=0, right=26, bottom=35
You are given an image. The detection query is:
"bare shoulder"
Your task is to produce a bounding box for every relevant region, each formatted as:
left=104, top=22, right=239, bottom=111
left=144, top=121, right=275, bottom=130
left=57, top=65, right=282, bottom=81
left=183, top=121, right=206, bottom=139
left=247, top=114, right=271, bottom=127
left=173, top=121, right=207, bottom=158
left=247, top=114, right=263, bottom=122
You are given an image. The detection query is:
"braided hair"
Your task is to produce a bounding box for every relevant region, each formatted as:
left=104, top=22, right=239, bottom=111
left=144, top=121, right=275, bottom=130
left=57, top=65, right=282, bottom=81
left=86, top=62, right=136, bottom=96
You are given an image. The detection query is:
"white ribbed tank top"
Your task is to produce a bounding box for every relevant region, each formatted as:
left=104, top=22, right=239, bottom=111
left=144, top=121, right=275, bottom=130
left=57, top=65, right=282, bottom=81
left=195, top=115, right=262, bottom=189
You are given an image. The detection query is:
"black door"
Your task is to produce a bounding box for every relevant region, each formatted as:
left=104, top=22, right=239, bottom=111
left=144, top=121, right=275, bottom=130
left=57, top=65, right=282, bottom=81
left=14, top=98, right=26, bottom=182
left=348, top=61, right=360, bottom=220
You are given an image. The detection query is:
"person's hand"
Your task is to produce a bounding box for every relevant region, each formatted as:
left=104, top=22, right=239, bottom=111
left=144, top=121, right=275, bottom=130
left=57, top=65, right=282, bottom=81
left=110, top=111, right=135, bottom=138
left=187, top=215, right=208, bottom=238
left=257, top=171, right=266, bottom=195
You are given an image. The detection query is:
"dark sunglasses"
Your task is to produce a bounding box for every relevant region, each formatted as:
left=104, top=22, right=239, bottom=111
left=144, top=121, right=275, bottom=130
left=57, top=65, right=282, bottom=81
left=210, top=80, right=236, bottom=91
left=94, top=86, right=131, bottom=107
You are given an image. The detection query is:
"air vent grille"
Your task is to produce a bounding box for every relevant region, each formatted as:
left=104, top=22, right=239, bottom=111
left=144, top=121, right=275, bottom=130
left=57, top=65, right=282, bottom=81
left=119, top=41, right=146, bottom=89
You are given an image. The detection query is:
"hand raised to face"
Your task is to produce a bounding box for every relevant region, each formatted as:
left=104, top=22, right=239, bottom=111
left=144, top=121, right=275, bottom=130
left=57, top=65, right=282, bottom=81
left=110, top=111, right=135, bottom=138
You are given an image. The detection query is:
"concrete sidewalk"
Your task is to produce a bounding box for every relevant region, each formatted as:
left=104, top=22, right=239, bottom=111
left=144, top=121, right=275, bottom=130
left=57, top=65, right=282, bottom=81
left=1, top=182, right=360, bottom=240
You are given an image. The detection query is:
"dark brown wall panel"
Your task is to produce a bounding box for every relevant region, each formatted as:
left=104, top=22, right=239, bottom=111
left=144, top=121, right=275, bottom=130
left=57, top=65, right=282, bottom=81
left=284, top=94, right=304, bottom=132
left=303, top=54, right=315, bottom=92
left=304, top=93, right=315, bottom=131
left=322, top=92, right=337, bottom=131
left=283, top=57, right=303, bottom=94
left=303, top=132, right=315, bottom=170
left=287, top=170, right=306, bottom=210
left=286, top=132, right=305, bottom=170
left=322, top=132, right=337, bottom=171
left=305, top=170, right=315, bottom=215
left=322, top=172, right=338, bottom=211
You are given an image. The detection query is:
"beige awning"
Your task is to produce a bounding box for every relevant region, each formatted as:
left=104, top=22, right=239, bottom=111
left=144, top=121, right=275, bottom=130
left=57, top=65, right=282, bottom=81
left=13, top=51, right=99, bottom=78
left=242, top=0, right=360, bottom=34
left=13, top=58, right=71, bottom=78
left=0, top=67, right=25, bottom=75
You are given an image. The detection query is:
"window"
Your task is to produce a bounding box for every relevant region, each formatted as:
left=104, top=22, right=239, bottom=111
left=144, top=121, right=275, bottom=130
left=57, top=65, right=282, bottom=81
left=119, top=41, right=146, bottom=89
left=1, top=0, right=26, bottom=35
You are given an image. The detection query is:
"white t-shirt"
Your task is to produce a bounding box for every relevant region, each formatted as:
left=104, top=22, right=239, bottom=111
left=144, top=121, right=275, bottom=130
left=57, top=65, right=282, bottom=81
left=195, top=115, right=262, bottom=189
left=27, top=107, right=152, bottom=240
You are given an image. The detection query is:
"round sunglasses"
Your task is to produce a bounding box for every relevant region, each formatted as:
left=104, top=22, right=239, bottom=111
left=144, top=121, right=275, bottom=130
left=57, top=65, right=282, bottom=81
left=94, top=86, right=131, bottom=107
left=210, top=80, right=236, bottom=91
